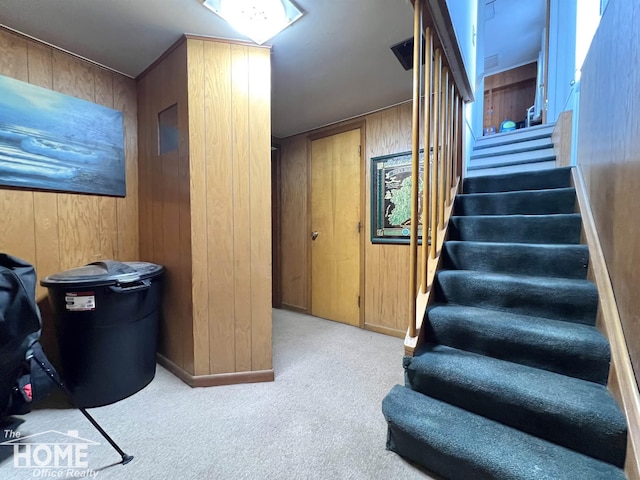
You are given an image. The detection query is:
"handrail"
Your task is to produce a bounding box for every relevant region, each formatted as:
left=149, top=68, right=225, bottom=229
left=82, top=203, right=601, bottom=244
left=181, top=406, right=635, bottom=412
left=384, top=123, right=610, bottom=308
left=407, top=0, right=465, bottom=345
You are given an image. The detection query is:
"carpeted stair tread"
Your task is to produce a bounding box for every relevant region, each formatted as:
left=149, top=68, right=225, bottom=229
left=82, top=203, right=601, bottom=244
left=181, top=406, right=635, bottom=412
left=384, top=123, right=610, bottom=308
left=454, top=187, right=576, bottom=216
left=442, top=241, right=589, bottom=279
left=382, top=167, right=628, bottom=475
left=463, top=167, right=572, bottom=194
left=423, top=304, right=610, bottom=384
left=435, top=270, right=598, bottom=325
left=448, top=214, right=582, bottom=244
left=382, top=385, right=626, bottom=480
left=405, top=345, right=627, bottom=467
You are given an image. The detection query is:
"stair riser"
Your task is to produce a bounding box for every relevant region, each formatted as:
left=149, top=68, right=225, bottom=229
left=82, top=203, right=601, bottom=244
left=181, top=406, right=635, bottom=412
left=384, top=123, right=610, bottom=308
left=473, top=124, right=555, bottom=150
left=383, top=385, right=626, bottom=479
left=449, top=215, right=583, bottom=244
left=442, top=242, right=589, bottom=279
left=424, top=307, right=610, bottom=384
left=405, top=350, right=627, bottom=467
left=465, top=160, right=558, bottom=178
left=471, top=137, right=553, bottom=159
left=434, top=273, right=598, bottom=325
left=468, top=149, right=555, bottom=170
left=454, top=189, right=576, bottom=216
left=386, top=424, right=493, bottom=480
left=463, top=167, right=572, bottom=194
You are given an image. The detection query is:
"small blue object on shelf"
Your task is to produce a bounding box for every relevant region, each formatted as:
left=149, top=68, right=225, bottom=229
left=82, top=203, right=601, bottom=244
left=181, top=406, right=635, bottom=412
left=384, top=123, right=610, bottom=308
left=500, top=119, right=516, bottom=132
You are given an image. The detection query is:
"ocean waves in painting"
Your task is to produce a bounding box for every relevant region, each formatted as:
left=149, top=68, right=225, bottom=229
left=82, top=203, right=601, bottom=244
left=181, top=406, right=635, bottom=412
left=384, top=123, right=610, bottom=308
left=0, top=75, right=125, bottom=197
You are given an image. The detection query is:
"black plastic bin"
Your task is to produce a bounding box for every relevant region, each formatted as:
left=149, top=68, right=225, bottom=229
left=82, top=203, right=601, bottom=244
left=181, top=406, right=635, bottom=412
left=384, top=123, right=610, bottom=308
left=40, top=260, right=164, bottom=408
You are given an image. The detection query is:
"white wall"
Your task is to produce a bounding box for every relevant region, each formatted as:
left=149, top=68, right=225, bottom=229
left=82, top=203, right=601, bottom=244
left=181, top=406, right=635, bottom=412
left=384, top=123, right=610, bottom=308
left=471, top=0, right=485, bottom=139
left=446, top=0, right=480, bottom=167
left=446, top=0, right=478, bottom=94
left=547, top=0, right=577, bottom=122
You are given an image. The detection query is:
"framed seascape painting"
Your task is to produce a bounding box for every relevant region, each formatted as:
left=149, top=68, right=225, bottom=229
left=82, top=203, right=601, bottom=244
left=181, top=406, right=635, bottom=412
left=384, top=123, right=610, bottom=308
left=370, top=149, right=426, bottom=244
left=0, top=75, right=125, bottom=197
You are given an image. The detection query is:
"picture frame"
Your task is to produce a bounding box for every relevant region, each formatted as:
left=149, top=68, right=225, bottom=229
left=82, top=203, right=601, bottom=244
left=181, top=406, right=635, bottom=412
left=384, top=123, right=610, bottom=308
left=370, top=149, right=427, bottom=244
left=0, top=75, right=126, bottom=197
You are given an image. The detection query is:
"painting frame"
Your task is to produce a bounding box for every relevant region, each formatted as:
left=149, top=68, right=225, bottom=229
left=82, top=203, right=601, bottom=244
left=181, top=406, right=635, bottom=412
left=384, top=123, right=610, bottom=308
left=0, top=74, right=126, bottom=197
left=370, top=149, right=427, bottom=245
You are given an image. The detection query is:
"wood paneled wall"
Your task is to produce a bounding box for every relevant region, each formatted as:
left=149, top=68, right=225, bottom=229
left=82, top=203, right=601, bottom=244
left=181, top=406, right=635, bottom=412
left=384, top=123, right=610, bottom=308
left=552, top=110, right=572, bottom=167
left=137, top=41, right=194, bottom=374
left=138, top=37, right=272, bottom=383
left=484, top=62, right=537, bottom=130
left=577, top=0, right=640, bottom=386
left=280, top=102, right=423, bottom=337
left=0, top=28, right=138, bottom=303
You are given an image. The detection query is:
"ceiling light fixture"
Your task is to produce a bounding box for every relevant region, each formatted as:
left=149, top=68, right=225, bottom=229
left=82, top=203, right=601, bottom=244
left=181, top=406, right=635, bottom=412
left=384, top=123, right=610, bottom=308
left=203, top=0, right=303, bottom=45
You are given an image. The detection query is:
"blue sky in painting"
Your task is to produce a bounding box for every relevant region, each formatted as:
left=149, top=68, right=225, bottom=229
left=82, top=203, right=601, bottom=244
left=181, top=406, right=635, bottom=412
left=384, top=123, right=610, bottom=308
left=0, top=75, right=125, bottom=196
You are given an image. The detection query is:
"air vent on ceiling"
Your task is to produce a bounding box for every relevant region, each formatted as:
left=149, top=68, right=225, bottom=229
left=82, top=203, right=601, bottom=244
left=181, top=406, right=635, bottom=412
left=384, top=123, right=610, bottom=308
left=484, top=54, right=499, bottom=70
left=390, top=35, right=427, bottom=71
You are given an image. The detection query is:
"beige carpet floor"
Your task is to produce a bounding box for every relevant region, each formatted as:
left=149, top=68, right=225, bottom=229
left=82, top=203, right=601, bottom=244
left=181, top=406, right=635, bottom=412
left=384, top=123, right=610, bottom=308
left=0, top=309, right=435, bottom=479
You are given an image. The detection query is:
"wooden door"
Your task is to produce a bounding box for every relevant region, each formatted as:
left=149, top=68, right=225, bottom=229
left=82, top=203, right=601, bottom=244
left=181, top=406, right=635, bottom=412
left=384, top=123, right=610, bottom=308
left=310, top=129, right=361, bottom=327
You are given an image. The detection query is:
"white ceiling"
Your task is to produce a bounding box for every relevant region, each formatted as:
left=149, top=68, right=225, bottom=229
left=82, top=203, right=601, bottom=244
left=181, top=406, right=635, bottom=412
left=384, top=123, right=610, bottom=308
left=0, top=0, right=544, bottom=138
left=483, top=0, right=546, bottom=76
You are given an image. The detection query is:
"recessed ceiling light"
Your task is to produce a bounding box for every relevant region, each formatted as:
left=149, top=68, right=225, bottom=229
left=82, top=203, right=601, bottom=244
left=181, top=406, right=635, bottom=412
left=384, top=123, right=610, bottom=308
left=203, top=0, right=304, bottom=45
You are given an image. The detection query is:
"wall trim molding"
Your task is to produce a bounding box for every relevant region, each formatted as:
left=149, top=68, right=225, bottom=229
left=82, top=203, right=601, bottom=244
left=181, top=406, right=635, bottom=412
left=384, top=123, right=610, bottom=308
left=280, top=303, right=308, bottom=314
left=573, top=167, right=640, bottom=479
left=157, top=354, right=275, bottom=388
left=364, top=324, right=405, bottom=339
left=0, top=25, right=132, bottom=78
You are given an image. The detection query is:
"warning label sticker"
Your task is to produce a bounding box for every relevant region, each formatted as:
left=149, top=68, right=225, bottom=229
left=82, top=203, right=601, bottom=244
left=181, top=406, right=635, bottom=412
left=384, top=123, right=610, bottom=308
left=65, top=292, right=96, bottom=311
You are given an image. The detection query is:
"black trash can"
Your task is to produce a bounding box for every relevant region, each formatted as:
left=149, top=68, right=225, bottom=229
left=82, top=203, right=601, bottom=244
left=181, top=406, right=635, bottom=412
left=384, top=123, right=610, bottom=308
left=40, top=260, right=164, bottom=408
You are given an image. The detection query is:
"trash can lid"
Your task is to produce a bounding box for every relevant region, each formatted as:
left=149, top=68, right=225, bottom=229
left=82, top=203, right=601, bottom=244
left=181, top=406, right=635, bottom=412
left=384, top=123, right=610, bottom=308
left=40, top=260, right=164, bottom=288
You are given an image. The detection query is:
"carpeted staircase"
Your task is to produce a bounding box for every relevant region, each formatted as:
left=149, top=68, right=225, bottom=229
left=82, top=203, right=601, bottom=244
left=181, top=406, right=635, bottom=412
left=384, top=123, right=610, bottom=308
left=382, top=167, right=628, bottom=479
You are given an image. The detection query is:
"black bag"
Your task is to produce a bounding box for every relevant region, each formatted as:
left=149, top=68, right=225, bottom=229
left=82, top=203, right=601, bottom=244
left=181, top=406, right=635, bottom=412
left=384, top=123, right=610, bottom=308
left=0, top=254, right=133, bottom=464
left=0, top=253, right=59, bottom=417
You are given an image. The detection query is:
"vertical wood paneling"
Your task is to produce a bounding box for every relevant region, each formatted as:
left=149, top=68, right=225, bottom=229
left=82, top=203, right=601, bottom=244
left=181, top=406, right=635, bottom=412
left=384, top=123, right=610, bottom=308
left=484, top=62, right=537, bottom=129
left=94, top=70, right=119, bottom=260
left=139, top=37, right=272, bottom=380
left=280, top=101, right=419, bottom=336
left=137, top=74, right=151, bottom=262
left=204, top=41, right=236, bottom=374
left=138, top=41, right=193, bottom=373
left=231, top=45, right=253, bottom=372
left=0, top=28, right=137, bottom=270
left=552, top=110, right=572, bottom=167
left=176, top=43, right=195, bottom=376
left=0, top=27, right=138, bottom=348
left=52, top=51, right=102, bottom=270
left=577, top=0, right=640, bottom=385
left=160, top=47, right=184, bottom=371
left=186, top=39, right=209, bottom=376
left=113, top=75, right=139, bottom=261
left=248, top=48, right=272, bottom=371
left=27, top=42, right=60, bottom=299
left=0, top=30, right=36, bottom=270
left=280, top=136, right=309, bottom=309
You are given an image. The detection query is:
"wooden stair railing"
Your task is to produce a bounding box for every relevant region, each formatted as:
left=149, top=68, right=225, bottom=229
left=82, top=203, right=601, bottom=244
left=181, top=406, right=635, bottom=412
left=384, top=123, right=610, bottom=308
left=406, top=0, right=468, bottom=355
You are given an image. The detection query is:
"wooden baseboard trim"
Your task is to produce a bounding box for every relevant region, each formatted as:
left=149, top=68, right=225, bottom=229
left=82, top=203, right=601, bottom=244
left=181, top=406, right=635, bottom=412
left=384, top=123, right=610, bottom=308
left=573, top=167, right=640, bottom=479
left=157, top=354, right=275, bottom=388
left=280, top=303, right=308, bottom=314
left=364, top=323, right=405, bottom=338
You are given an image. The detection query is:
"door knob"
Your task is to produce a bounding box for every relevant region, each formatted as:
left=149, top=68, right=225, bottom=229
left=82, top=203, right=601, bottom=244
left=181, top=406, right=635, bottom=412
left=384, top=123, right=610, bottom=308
left=311, top=231, right=319, bottom=241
